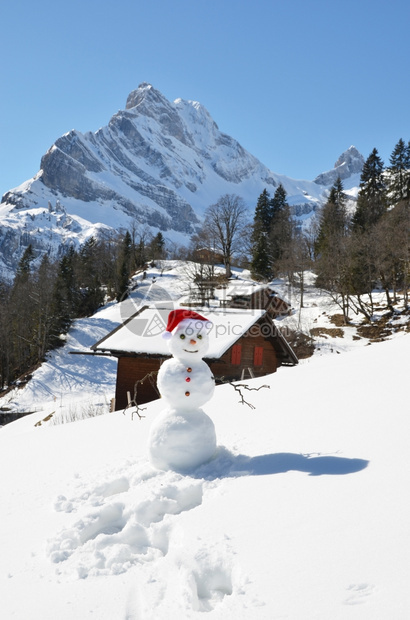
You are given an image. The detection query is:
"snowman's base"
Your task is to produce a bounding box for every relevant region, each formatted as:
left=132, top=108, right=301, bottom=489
left=148, top=407, right=216, bottom=472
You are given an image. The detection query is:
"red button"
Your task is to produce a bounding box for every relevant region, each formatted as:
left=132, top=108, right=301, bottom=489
left=186, top=377, right=191, bottom=382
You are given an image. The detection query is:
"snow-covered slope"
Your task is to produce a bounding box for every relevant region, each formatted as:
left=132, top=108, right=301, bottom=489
left=0, top=83, right=363, bottom=280
left=1, top=263, right=409, bottom=618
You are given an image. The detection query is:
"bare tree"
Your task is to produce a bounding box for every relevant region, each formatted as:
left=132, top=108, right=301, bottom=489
left=182, top=260, right=216, bottom=306
left=374, top=201, right=410, bottom=309
left=277, top=229, right=312, bottom=309
left=204, top=194, right=249, bottom=278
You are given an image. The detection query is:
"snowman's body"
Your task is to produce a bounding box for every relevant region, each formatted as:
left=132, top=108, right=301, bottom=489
left=148, top=315, right=217, bottom=472
left=157, top=357, right=215, bottom=410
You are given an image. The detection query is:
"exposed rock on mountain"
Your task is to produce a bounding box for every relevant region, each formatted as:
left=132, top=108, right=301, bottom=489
left=313, top=146, right=364, bottom=187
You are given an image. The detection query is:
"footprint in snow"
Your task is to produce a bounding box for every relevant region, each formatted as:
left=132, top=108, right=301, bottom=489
left=344, top=583, right=375, bottom=605
left=191, top=546, right=234, bottom=612
left=48, top=457, right=241, bottom=614
left=47, top=461, right=204, bottom=578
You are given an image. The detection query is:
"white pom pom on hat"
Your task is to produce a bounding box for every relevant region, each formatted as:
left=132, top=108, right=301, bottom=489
left=162, top=309, right=209, bottom=339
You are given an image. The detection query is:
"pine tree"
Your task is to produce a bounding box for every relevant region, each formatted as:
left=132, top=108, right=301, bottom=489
left=314, top=177, right=350, bottom=298
left=149, top=232, right=166, bottom=262
left=269, top=184, right=292, bottom=272
left=251, top=233, right=271, bottom=280
left=315, top=177, right=348, bottom=257
left=14, top=244, right=35, bottom=285
left=352, top=148, right=387, bottom=233
left=116, top=231, right=133, bottom=302
left=404, top=140, right=410, bottom=201
left=250, top=189, right=273, bottom=280
left=271, top=184, right=288, bottom=218
left=77, top=237, right=105, bottom=315
left=254, top=189, right=273, bottom=232
left=328, top=177, right=347, bottom=228
left=388, top=138, right=410, bottom=203
left=349, top=149, right=384, bottom=297
left=9, top=245, right=37, bottom=373
left=32, top=254, right=58, bottom=360
left=50, top=247, right=80, bottom=342
left=0, top=278, right=12, bottom=388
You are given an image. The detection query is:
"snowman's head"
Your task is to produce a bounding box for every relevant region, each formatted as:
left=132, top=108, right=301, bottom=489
left=168, top=318, right=212, bottom=361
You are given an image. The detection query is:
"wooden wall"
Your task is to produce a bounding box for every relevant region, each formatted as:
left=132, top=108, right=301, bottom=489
left=115, top=356, right=165, bottom=411
left=208, top=331, right=278, bottom=382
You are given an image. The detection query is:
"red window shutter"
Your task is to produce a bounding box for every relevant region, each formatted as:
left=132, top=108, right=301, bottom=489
left=254, top=346, right=263, bottom=367
left=231, top=344, right=242, bottom=365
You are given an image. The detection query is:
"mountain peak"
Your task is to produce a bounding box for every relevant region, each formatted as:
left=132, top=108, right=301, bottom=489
left=125, top=83, right=167, bottom=110
left=334, top=145, right=364, bottom=171
left=314, top=145, right=364, bottom=186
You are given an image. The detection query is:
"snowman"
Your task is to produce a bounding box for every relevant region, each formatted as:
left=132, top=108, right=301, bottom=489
left=148, top=309, right=217, bottom=472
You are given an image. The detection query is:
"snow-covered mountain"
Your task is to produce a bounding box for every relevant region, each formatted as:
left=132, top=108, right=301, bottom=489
left=0, top=83, right=363, bottom=280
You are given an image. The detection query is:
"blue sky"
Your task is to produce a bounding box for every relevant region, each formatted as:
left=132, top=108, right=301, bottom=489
left=1, top=0, right=410, bottom=199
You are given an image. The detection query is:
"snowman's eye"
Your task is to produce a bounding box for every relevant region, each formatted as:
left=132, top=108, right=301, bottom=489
left=179, top=334, right=186, bottom=340
left=197, top=334, right=202, bottom=340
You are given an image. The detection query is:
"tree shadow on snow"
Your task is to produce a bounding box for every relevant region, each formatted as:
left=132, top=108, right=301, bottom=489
left=194, top=448, right=369, bottom=480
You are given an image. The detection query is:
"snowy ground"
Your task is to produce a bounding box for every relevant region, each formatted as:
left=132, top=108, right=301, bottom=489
left=1, top=262, right=410, bottom=619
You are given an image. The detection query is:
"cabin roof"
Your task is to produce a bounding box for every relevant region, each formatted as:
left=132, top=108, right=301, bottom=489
left=92, top=306, right=269, bottom=359
left=222, top=282, right=291, bottom=305
left=225, top=282, right=271, bottom=297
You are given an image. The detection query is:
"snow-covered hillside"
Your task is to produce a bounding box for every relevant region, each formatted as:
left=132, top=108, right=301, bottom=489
left=1, top=262, right=410, bottom=619
left=0, top=83, right=363, bottom=280
left=1, top=259, right=408, bottom=421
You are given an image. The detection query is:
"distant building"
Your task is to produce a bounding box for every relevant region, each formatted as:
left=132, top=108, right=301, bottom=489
left=191, top=247, right=224, bottom=264
left=225, top=283, right=292, bottom=318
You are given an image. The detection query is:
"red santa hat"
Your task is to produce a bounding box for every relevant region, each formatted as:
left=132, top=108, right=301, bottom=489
left=162, top=309, right=209, bottom=339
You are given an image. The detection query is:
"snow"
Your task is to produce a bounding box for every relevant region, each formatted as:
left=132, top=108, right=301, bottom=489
left=1, top=263, right=410, bottom=619
left=148, top=408, right=217, bottom=472
left=1, top=333, right=410, bottom=618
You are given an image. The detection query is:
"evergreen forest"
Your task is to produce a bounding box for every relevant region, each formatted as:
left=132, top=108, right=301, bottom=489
left=0, top=231, right=166, bottom=390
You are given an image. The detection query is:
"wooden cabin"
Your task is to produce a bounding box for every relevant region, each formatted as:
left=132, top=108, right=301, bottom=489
left=91, top=306, right=298, bottom=411
left=227, top=284, right=292, bottom=318
left=191, top=247, right=225, bottom=264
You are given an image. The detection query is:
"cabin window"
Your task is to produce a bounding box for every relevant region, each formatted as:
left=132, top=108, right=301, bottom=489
left=253, top=346, right=264, bottom=366
left=231, top=344, right=242, bottom=365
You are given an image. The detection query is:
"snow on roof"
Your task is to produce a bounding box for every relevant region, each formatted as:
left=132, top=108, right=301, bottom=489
left=218, top=280, right=287, bottom=301
left=93, top=307, right=267, bottom=359
left=224, top=281, right=266, bottom=297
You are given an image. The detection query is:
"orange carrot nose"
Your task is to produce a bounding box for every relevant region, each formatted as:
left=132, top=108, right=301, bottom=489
left=190, top=339, right=196, bottom=345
